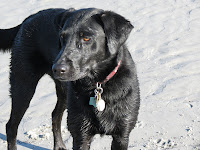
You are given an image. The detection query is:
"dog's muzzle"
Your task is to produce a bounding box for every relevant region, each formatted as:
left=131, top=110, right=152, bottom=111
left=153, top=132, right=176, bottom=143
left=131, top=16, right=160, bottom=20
left=52, top=63, right=69, bottom=80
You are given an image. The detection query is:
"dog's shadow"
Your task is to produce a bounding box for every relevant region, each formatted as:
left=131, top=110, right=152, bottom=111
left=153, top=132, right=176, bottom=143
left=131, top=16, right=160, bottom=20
left=0, top=133, right=49, bottom=150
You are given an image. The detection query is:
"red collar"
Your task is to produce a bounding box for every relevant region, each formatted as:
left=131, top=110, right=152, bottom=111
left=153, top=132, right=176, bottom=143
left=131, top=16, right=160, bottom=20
left=98, top=60, right=122, bottom=85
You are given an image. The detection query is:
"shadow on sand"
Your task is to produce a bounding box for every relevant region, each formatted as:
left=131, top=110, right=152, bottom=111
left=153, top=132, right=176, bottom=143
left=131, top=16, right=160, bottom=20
left=0, top=133, right=50, bottom=150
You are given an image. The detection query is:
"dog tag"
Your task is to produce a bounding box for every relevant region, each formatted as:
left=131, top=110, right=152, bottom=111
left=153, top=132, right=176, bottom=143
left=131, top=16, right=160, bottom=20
left=89, top=83, right=106, bottom=111
left=97, top=98, right=105, bottom=111
left=96, top=91, right=105, bottom=111
left=89, top=97, right=97, bottom=107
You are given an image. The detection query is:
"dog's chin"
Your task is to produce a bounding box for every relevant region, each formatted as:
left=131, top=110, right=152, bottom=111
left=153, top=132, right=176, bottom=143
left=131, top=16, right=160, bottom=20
left=55, top=72, right=88, bottom=82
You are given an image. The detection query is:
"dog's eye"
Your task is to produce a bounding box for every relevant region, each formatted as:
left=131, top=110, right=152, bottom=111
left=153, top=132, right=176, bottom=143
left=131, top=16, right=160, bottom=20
left=83, top=37, right=91, bottom=41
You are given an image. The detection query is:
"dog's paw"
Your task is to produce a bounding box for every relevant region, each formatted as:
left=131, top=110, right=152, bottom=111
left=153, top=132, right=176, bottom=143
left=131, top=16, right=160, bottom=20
left=58, top=148, right=67, bottom=150
left=54, top=141, right=68, bottom=150
left=54, top=147, right=67, bottom=150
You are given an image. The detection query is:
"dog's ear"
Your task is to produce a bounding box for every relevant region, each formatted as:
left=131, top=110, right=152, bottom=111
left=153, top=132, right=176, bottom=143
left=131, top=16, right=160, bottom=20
left=100, top=11, right=133, bottom=54
left=55, top=8, right=75, bottom=29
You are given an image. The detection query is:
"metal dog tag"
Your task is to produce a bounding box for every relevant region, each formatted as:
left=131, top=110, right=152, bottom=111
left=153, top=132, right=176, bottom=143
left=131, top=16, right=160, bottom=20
left=89, top=83, right=106, bottom=111
left=95, top=84, right=105, bottom=111
left=96, top=94, right=105, bottom=111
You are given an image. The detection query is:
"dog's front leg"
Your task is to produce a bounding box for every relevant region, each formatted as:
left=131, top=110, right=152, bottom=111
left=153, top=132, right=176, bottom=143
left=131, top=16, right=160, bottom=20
left=111, top=135, right=130, bottom=150
left=72, top=134, right=94, bottom=150
left=52, top=80, right=67, bottom=150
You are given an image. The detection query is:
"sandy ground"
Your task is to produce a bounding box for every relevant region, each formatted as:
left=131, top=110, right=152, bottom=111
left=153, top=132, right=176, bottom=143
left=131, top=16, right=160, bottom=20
left=0, top=0, right=200, bottom=149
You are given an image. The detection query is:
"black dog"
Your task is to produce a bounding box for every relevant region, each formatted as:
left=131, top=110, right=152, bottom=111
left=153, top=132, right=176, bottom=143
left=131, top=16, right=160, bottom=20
left=0, top=8, right=140, bottom=150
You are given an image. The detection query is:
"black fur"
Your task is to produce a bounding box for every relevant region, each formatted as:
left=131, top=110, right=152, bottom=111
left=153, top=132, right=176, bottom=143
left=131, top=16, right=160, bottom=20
left=0, top=8, right=140, bottom=150
left=0, top=25, right=21, bottom=52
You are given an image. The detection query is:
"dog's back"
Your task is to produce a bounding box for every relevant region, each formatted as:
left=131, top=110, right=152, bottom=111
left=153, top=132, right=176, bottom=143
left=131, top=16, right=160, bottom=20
left=0, top=8, right=65, bottom=57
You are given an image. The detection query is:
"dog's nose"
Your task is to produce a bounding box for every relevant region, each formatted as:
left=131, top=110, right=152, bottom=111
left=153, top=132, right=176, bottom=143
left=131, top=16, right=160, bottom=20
left=52, top=64, right=68, bottom=77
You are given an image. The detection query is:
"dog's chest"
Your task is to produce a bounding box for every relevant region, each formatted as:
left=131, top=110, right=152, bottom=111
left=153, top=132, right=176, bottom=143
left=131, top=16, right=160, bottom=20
left=96, top=115, right=115, bottom=134
left=68, top=84, right=127, bottom=134
left=91, top=102, right=125, bottom=135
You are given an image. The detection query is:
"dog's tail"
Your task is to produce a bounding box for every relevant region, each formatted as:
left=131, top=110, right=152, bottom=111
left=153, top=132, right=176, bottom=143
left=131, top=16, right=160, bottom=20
left=0, top=24, right=21, bottom=52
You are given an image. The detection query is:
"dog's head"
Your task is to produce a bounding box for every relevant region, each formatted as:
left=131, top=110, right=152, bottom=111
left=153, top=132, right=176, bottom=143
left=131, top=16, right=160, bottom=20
left=52, top=8, right=133, bottom=81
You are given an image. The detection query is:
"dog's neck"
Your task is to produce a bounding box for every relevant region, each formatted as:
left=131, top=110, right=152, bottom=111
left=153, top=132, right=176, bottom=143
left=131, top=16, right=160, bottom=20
left=98, top=59, right=122, bottom=85
left=71, top=46, right=130, bottom=95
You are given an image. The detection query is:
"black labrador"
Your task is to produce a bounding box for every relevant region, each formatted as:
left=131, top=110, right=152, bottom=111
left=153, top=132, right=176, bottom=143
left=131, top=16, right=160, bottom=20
left=0, top=8, right=140, bottom=150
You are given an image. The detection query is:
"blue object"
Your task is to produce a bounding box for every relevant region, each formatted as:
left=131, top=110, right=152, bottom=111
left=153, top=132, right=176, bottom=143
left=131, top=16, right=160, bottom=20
left=89, top=97, right=97, bottom=107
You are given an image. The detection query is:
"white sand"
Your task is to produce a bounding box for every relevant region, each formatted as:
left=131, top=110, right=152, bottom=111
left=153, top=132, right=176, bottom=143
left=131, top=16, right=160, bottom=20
left=0, top=0, right=200, bottom=149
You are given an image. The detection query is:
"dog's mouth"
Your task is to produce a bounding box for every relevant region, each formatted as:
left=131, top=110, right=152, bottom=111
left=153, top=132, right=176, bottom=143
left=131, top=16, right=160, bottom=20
left=55, top=71, right=88, bottom=82
left=52, top=64, right=89, bottom=81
